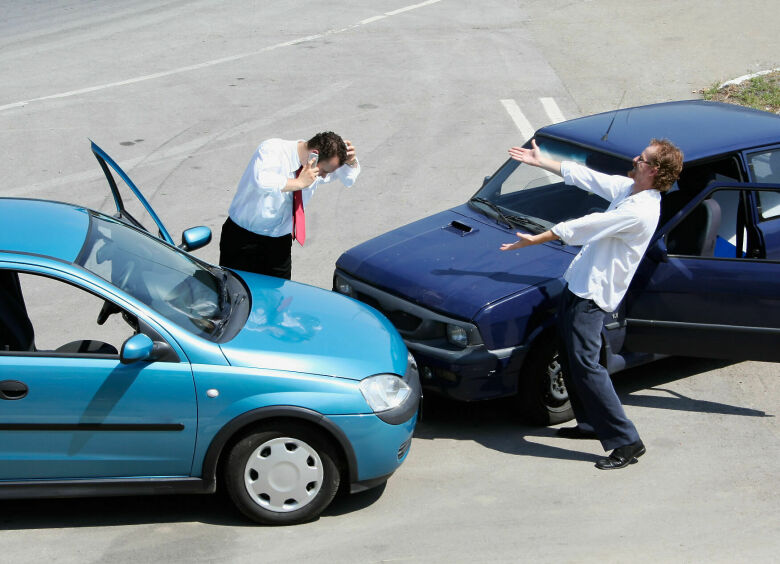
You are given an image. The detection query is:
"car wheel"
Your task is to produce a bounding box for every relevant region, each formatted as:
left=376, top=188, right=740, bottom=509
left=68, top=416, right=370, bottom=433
left=224, top=424, right=341, bottom=525
left=517, top=341, right=574, bottom=426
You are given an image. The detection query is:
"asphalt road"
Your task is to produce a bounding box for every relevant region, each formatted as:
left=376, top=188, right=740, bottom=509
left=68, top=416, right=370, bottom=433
left=1, top=1, right=779, bottom=562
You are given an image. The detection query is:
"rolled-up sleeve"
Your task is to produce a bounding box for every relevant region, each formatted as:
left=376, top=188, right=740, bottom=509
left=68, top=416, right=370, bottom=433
left=329, top=158, right=361, bottom=187
left=552, top=208, right=642, bottom=247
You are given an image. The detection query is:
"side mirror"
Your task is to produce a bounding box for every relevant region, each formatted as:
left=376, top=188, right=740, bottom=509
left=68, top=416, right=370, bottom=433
left=647, top=239, right=669, bottom=263
left=179, top=226, right=212, bottom=252
left=120, top=333, right=154, bottom=364
left=482, top=176, right=491, bottom=187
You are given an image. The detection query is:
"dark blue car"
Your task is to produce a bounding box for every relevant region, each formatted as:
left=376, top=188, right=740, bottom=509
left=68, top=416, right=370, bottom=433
left=334, top=100, right=780, bottom=425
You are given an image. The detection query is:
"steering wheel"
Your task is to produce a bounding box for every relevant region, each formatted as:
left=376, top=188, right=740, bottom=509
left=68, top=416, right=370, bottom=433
left=97, top=300, right=122, bottom=325
left=97, top=261, right=136, bottom=325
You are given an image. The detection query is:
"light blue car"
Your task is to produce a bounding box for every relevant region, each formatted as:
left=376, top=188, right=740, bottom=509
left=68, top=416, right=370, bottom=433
left=0, top=142, right=420, bottom=525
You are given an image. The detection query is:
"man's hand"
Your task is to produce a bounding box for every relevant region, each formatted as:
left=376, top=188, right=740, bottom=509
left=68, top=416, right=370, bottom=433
left=500, top=232, right=537, bottom=251
left=508, top=138, right=562, bottom=176
left=297, top=156, right=319, bottom=188
left=508, top=138, right=543, bottom=167
left=344, top=139, right=358, bottom=166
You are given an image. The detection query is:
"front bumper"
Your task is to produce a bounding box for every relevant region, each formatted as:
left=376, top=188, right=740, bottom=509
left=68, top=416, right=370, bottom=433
left=334, top=270, right=527, bottom=401
left=408, top=341, right=527, bottom=401
left=330, top=357, right=420, bottom=492
left=329, top=411, right=417, bottom=491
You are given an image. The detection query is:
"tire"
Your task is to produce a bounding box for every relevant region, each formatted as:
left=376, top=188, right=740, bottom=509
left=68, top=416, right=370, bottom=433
left=224, top=423, right=341, bottom=525
left=517, top=340, right=574, bottom=426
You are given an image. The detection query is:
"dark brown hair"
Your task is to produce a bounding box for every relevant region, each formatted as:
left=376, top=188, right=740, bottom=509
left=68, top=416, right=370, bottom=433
left=307, top=131, right=348, bottom=166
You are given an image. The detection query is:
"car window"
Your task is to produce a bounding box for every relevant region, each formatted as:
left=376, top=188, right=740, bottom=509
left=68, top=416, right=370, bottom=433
left=0, top=271, right=136, bottom=356
left=664, top=188, right=768, bottom=260
left=77, top=212, right=229, bottom=339
left=747, top=149, right=780, bottom=221
left=473, top=137, right=631, bottom=229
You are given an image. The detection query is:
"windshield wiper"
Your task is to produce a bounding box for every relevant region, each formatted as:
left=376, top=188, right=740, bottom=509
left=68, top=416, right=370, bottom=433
left=503, top=213, right=548, bottom=234
left=210, top=269, right=232, bottom=337
left=469, top=197, right=512, bottom=228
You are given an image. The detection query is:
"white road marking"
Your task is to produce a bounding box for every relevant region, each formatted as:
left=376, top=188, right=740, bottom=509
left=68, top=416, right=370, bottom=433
left=386, top=0, right=442, bottom=16
left=540, top=97, right=565, bottom=124
left=0, top=0, right=444, bottom=113
left=500, top=99, right=535, bottom=141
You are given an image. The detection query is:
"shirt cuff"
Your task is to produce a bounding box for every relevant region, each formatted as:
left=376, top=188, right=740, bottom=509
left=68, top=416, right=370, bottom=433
left=551, top=222, right=572, bottom=245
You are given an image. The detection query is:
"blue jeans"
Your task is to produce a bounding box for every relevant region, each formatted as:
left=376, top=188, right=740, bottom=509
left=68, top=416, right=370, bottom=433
left=557, top=288, right=640, bottom=451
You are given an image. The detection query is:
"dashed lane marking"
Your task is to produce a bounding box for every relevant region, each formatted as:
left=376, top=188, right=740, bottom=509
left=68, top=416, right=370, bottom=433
left=540, top=97, right=565, bottom=124
left=500, top=99, right=535, bottom=141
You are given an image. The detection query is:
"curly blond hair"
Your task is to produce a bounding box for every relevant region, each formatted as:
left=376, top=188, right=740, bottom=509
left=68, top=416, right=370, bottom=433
left=649, top=139, right=684, bottom=192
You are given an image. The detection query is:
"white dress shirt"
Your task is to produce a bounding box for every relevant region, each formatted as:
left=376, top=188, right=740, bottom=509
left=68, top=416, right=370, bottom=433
left=228, top=138, right=361, bottom=237
left=551, top=161, right=661, bottom=312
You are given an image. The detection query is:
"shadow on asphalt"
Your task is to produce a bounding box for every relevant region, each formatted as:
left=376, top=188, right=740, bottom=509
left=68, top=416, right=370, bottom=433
left=414, top=356, right=772, bottom=459
left=0, top=490, right=250, bottom=530
left=0, top=481, right=385, bottom=530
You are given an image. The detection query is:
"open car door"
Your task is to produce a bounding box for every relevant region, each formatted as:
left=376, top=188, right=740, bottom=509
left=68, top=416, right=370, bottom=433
left=91, top=141, right=210, bottom=252
left=91, top=140, right=174, bottom=244
left=623, top=181, right=780, bottom=362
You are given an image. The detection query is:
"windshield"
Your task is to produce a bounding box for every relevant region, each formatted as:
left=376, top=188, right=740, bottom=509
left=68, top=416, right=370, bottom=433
left=471, top=136, right=632, bottom=231
left=77, top=213, right=229, bottom=339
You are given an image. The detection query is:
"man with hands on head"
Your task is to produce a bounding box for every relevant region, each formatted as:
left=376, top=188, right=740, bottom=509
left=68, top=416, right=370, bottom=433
left=501, top=137, right=683, bottom=470
left=220, top=131, right=360, bottom=280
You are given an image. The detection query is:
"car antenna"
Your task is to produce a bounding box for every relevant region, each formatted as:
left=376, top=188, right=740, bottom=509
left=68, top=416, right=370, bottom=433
left=601, top=89, right=627, bottom=141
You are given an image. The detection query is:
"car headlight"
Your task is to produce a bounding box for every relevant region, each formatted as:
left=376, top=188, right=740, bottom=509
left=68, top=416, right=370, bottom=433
left=359, top=374, right=412, bottom=413
left=334, top=275, right=355, bottom=297
left=446, top=324, right=469, bottom=347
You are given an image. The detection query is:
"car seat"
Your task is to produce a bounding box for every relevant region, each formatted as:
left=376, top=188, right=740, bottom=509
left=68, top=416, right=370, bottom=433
left=666, top=198, right=722, bottom=257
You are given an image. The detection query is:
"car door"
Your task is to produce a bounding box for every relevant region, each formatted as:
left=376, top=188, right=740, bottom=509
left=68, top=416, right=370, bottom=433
left=745, top=145, right=780, bottom=259
left=0, top=266, right=197, bottom=480
left=91, top=140, right=175, bottom=245
left=623, top=181, right=780, bottom=362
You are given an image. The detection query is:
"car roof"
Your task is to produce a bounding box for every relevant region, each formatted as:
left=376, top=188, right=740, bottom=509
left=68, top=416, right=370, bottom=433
left=0, top=198, right=90, bottom=264
left=537, top=100, right=780, bottom=163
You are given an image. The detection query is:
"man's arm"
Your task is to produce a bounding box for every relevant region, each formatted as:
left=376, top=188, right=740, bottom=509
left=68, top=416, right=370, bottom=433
left=508, top=139, right=561, bottom=176
left=500, top=230, right=559, bottom=251
left=329, top=139, right=361, bottom=187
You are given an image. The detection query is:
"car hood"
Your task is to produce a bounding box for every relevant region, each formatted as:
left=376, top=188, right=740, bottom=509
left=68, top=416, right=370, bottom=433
left=336, top=205, right=575, bottom=320
left=220, top=273, right=408, bottom=380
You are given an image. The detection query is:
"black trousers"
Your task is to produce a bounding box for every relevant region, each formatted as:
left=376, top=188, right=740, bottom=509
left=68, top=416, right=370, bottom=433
left=557, top=287, right=640, bottom=451
left=219, top=217, right=293, bottom=280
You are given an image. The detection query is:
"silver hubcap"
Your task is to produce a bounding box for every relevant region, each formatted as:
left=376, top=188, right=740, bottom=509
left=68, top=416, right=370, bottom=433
left=244, top=437, right=324, bottom=513
left=547, top=356, right=568, bottom=402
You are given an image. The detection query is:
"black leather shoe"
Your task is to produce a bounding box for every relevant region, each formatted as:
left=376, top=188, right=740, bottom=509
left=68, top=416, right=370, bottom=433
left=595, top=440, right=646, bottom=470
left=555, top=426, right=598, bottom=440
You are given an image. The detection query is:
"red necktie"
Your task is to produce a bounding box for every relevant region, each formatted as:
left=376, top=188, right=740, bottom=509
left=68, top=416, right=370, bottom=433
left=292, top=165, right=305, bottom=246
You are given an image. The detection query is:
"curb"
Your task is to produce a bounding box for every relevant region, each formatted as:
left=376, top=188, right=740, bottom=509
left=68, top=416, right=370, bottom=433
left=719, top=68, right=779, bottom=88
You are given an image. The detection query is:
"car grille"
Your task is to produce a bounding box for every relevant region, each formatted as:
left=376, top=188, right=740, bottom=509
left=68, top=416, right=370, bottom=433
left=356, top=292, right=423, bottom=333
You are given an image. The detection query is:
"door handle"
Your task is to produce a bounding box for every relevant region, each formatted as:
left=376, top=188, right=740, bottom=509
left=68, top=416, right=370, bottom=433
left=0, top=380, right=28, bottom=400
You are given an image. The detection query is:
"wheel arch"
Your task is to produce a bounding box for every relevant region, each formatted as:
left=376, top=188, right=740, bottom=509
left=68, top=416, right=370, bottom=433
left=201, top=406, right=359, bottom=488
